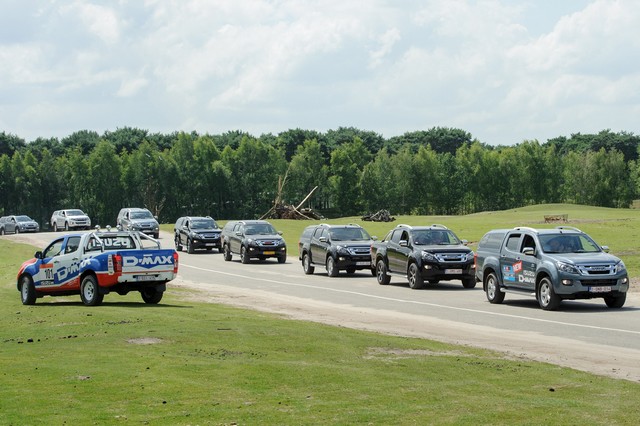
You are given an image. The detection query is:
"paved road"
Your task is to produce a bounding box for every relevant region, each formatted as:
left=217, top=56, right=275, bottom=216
left=6, top=230, right=640, bottom=381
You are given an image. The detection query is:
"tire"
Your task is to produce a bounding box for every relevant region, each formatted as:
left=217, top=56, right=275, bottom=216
left=223, top=244, right=232, bottom=261
left=408, top=263, right=425, bottom=289
left=154, top=233, right=159, bottom=239
left=462, top=277, right=477, bottom=289
left=326, top=256, right=338, bottom=277
left=20, top=275, right=37, bottom=305
left=302, top=253, right=315, bottom=275
left=141, top=288, right=163, bottom=304
left=537, top=277, right=560, bottom=310
left=80, top=275, right=104, bottom=306
left=376, top=259, right=391, bottom=285
left=240, top=246, right=250, bottom=264
left=604, top=293, right=626, bottom=308
left=370, top=267, right=376, bottom=277
left=15, top=227, right=19, bottom=234
left=277, top=255, right=286, bottom=264
left=485, top=272, right=505, bottom=304
left=64, top=222, right=69, bottom=231
left=187, top=238, right=194, bottom=254
left=53, top=223, right=58, bottom=232
left=174, top=236, right=183, bottom=251
left=0, top=228, right=4, bottom=235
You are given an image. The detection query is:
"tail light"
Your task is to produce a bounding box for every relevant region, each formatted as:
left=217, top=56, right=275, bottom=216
left=112, top=254, right=122, bottom=274
left=173, top=251, right=179, bottom=274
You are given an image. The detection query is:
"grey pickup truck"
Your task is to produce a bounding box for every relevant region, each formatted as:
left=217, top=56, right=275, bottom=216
left=475, top=226, right=629, bottom=310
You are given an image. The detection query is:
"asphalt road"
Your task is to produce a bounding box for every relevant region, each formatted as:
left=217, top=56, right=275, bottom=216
left=6, top=230, right=640, bottom=382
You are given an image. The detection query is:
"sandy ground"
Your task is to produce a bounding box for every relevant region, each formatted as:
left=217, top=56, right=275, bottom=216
left=6, top=232, right=640, bottom=382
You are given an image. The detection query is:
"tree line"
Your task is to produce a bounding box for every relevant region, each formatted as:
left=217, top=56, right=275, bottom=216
left=1, top=127, right=638, bottom=228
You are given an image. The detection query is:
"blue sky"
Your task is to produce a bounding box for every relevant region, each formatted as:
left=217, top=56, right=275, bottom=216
left=1, top=0, right=638, bottom=146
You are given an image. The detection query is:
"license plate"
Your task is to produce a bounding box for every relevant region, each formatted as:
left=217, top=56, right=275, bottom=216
left=136, top=275, right=156, bottom=281
left=263, top=251, right=275, bottom=255
left=356, top=261, right=370, bottom=266
left=206, top=243, right=215, bottom=246
left=445, top=269, right=462, bottom=274
left=589, top=286, right=612, bottom=293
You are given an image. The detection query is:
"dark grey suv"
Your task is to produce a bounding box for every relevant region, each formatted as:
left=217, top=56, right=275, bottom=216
left=298, top=223, right=374, bottom=277
left=116, top=208, right=160, bottom=238
left=174, top=216, right=222, bottom=253
left=0, top=215, right=40, bottom=235
left=222, top=220, right=287, bottom=264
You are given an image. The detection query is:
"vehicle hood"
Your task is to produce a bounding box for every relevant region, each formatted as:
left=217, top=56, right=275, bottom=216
left=130, top=218, right=159, bottom=225
left=549, top=252, right=622, bottom=264
left=191, top=227, right=220, bottom=233
left=420, top=244, right=472, bottom=253
left=68, top=213, right=90, bottom=219
left=336, top=239, right=372, bottom=247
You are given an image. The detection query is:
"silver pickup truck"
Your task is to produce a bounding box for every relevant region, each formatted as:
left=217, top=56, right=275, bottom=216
left=475, top=226, right=629, bottom=310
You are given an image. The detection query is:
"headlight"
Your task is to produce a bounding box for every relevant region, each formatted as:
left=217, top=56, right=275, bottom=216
left=556, top=261, right=579, bottom=274
left=336, top=245, right=351, bottom=255
left=616, top=261, right=626, bottom=274
left=422, top=251, right=437, bottom=262
left=465, top=252, right=474, bottom=262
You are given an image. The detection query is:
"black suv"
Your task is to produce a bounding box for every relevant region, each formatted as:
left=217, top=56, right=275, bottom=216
left=221, top=220, right=287, bottom=264
left=371, top=224, right=476, bottom=289
left=298, top=223, right=375, bottom=277
left=174, top=216, right=222, bottom=253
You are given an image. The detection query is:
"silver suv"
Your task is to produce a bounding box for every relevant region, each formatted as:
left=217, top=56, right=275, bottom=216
left=0, top=215, right=40, bottom=234
left=50, top=209, right=91, bottom=232
left=116, top=208, right=160, bottom=238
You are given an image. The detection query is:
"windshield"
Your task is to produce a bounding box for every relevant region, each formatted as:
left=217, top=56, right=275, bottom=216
left=131, top=211, right=154, bottom=220
left=192, top=219, right=217, bottom=229
left=245, top=224, right=277, bottom=235
left=16, top=215, right=33, bottom=222
left=329, top=227, right=371, bottom=241
left=66, top=210, right=85, bottom=216
left=540, top=233, right=601, bottom=254
left=412, top=230, right=461, bottom=245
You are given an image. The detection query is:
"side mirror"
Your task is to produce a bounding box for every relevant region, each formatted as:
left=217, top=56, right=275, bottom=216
left=461, top=239, right=468, bottom=246
left=371, top=236, right=378, bottom=241
left=399, top=240, right=408, bottom=247
left=522, top=247, right=536, bottom=256
left=601, top=245, right=610, bottom=253
left=34, top=251, right=43, bottom=259
left=236, top=231, right=243, bottom=236
left=278, top=231, right=283, bottom=235
left=319, top=236, right=327, bottom=243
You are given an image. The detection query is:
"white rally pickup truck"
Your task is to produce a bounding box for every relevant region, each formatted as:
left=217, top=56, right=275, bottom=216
left=17, top=229, right=179, bottom=306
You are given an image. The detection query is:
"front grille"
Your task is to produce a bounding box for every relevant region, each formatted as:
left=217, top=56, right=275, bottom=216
left=580, top=279, right=618, bottom=287
left=256, top=239, right=281, bottom=247
left=578, top=263, right=617, bottom=275
left=435, top=252, right=469, bottom=262
left=349, top=246, right=371, bottom=255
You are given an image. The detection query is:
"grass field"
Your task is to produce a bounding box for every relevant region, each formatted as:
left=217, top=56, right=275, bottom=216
left=3, top=204, right=640, bottom=424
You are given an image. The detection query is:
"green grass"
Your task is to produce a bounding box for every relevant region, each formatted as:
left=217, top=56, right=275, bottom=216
left=163, top=203, right=640, bottom=278
left=4, top=205, right=640, bottom=424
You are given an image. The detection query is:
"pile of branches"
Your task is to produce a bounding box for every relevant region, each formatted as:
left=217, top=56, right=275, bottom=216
left=267, top=204, right=325, bottom=220
left=362, top=209, right=395, bottom=222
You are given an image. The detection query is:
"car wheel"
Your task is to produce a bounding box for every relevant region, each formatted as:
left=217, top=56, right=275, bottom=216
left=302, top=253, right=315, bottom=274
left=462, top=277, right=477, bottom=289
left=64, top=222, right=69, bottom=231
left=53, top=223, right=58, bottom=232
left=277, top=255, right=286, bottom=264
left=376, top=259, right=391, bottom=285
left=14, top=227, right=19, bottom=234
left=604, top=293, right=626, bottom=308
left=326, top=256, right=338, bottom=277
left=223, top=244, right=232, bottom=261
left=80, top=275, right=104, bottom=306
left=187, top=238, right=194, bottom=254
left=240, top=246, right=250, bottom=264
left=154, top=233, right=159, bottom=239
left=537, top=277, right=560, bottom=310
left=141, top=288, right=163, bottom=304
left=408, top=263, right=425, bottom=289
left=20, top=275, right=37, bottom=305
left=485, top=272, right=505, bottom=304
left=174, top=236, right=183, bottom=251
left=0, top=228, right=4, bottom=235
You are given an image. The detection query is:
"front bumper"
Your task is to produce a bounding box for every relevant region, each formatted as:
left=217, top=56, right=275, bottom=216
left=246, top=245, right=287, bottom=259
left=553, top=273, right=629, bottom=298
left=420, top=261, right=476, bottom=280
left=191, top=236, right=222, bottom=249
left=335, top=254, right=372, bottom=270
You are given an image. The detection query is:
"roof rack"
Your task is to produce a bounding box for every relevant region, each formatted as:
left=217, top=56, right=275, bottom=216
left=514, top=226, right=538, bottom=233
left=556, top=225, right=582, bottom=233
left=430, top=224, right=448, bottom=229
left=395, top=224, right=413, bottom=229
left=347, top=223, right=361, bottom=227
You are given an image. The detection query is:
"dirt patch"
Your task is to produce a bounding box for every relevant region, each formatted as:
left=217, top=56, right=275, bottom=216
left=127, top=337, right=163, bottom=345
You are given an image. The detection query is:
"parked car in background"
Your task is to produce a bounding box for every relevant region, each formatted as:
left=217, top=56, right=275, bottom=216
left=298, top=223, right=375, bottom=277
left=116, top=208, right=160, bottom=238
left=174, top=216, right=222, bottom=253
left=0, top=215, right=40, bottom=235
left=50, top=209, right=91, bottom=232
left=221, top=220, right=287, bottom=264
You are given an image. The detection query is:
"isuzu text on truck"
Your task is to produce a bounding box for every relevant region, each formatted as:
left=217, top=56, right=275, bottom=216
left=475, top=226, right=628, bottom=310
left=17, top=229, right=179, bottom=306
